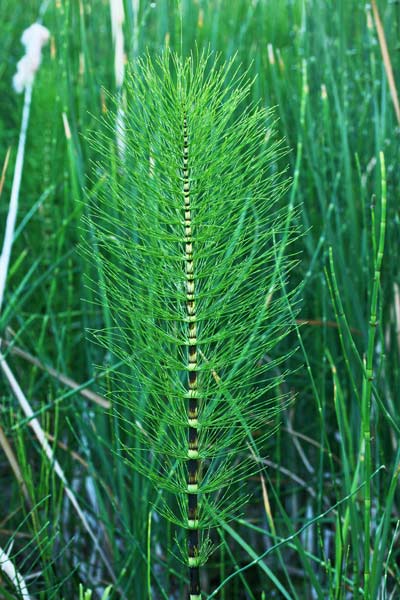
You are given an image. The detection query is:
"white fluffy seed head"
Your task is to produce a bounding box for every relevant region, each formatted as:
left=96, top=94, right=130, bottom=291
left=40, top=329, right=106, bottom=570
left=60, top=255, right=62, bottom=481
left=13, top=23, right=50, bottom=93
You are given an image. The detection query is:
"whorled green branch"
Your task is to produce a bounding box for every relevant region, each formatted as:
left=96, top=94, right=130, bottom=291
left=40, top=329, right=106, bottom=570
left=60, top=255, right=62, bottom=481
left=86, top=50, right=296, bottom=598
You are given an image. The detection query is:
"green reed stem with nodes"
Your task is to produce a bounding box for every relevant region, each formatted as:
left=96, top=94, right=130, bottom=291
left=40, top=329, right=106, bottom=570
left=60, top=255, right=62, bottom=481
left=87, top=50, right=295, bottom=598
left=362, top=151, right=387, bottom=600
left=326, top=151, right=388, bottom=599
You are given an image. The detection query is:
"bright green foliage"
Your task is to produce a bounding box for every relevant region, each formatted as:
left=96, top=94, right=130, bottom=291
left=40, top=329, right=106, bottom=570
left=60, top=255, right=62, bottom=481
left=89, top=51, right=293, bottom=574
left=79, top=584, right=112, bottom=600
left=1, top=1, right=399, bottom=597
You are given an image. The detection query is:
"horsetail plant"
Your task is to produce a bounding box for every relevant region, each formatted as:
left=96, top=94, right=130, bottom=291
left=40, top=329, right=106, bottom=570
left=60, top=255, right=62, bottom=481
left=88, top=51, right=296, bottom=598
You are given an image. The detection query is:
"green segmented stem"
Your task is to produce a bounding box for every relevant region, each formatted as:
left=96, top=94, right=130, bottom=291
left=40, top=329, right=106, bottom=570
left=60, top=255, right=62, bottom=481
left=362, top=151, right=387, bottom=599
left=183, top=114, right=201, bottom=599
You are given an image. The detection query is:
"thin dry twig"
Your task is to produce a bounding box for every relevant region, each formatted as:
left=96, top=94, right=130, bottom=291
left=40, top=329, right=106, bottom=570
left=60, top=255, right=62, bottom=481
left=286, top=407, right=314, bottom=474
left=0, top=148, right=11, bottom=198
left=45, top=433, right=89, bottom=468
left=0, top=424, right=31, bottom=506
left=0, top=529, right=32, bottom=540
left=296, top=318, right=361, bottom=335
left=280, top=426, right=341, bottom=464
left=261, top=457, right=330, bottom=506
left=260, top=473, right=276, bottom=536
left=371, top=0, right=400, bottom=126
left=3, top=338, right=110, bottom=409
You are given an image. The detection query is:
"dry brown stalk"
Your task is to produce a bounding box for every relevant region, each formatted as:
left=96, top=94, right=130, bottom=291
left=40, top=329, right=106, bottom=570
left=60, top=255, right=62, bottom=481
left=371, top=0, right=400, bottom=126
left=0, top=148, right=11, bottom=198
left=3, top=336, right=110, bottom=409
left=0, top=424, right=32, bottom=507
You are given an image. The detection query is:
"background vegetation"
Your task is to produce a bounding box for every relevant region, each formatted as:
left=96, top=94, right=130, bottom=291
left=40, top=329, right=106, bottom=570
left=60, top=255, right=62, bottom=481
left=0, top=0, right=399, bottom=598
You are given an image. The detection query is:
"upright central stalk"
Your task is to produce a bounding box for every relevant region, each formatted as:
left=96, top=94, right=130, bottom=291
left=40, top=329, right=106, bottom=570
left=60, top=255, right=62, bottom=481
left=183, top=114, right=201, bottom=599
left=91, top=52, right=293, bottom=598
